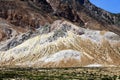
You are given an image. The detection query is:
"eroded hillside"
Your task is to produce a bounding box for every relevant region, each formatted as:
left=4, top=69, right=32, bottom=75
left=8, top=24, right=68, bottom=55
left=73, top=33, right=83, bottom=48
left=0, top=20, right=120, bottom=67
left=0, top=0, right=120, bottom=68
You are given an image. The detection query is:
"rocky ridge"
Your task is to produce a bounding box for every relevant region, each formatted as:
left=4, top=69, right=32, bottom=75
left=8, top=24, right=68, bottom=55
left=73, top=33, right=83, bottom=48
left=0, top=20, right=120, bottom=67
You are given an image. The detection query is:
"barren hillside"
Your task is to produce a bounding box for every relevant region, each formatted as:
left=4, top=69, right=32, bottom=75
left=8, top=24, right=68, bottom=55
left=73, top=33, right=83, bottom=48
left=0, top=0, right=120, bottom=68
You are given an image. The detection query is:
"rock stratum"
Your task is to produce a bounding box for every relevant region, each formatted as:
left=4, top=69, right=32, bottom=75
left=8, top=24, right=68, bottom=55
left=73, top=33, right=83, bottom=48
left=0, top=0, right=120, bottom=67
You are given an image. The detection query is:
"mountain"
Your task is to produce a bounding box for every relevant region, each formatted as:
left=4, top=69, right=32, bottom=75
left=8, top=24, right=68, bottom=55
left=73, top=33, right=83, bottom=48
left=0, top=0, right=120, bottom=67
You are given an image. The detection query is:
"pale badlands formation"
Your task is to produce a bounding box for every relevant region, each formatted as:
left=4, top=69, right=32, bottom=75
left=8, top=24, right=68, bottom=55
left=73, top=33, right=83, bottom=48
left=0, top=20, right=120, bottom=67
left=0, top=0, right=120, bottom=68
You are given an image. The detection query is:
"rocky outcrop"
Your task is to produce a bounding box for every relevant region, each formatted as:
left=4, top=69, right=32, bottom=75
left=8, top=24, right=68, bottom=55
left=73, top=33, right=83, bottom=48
left=0, top=0, right=54, bottom=30
left=83, top=0, right=120, bottom=35
left=31, top=0, right=120, bottom=34
left=0, top=23, right=52, bottom=51
left=0, top=0, right=54, bottom=50
left=0, top=20, right=120, bottom=67
left=84, top=0, right=117, bottom=24
left=29, top=0, right=85, bottom=26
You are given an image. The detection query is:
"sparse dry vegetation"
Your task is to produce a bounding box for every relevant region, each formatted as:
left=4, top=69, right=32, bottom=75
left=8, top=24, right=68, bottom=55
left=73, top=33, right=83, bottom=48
left=0, top=67, right=120, bottom=80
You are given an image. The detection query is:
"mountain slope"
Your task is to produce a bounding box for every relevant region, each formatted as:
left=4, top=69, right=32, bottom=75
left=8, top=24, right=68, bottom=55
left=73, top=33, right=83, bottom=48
left=0, top=20, right=120, bottom=67
left=0, top=0, right=120, bottom=68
